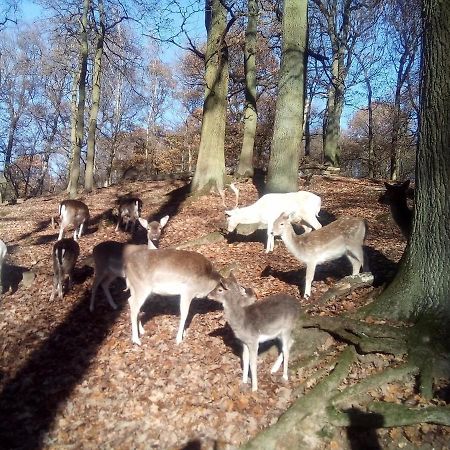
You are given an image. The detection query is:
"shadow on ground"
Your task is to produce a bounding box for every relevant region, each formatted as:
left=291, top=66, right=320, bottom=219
left=0, top=291, right=125, bottom=449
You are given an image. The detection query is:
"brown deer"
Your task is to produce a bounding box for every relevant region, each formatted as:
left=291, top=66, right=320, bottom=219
left=138, top=215, right=169, bottom=249
left=272, top=214, right=368, bottom=298
left=50, top=238, right=80, bottom=300
left=124, top=248, right=222, bottom=345
left=208, top=273, right=300, bottom=391
left=90, top=217, right=170, bottom=312
left=379, top=180, right=413, bottom=238
left=57, top=200, right=90, bottom=241
left=115, top=197, right=143, bottom=233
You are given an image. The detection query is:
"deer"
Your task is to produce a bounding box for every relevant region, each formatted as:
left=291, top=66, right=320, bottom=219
left=50, top=238, right=80, bottom=301
left=89, top=241, right=145, bottom=312
left=378, top=180, right=413, bottom=239
left=208, top=273, right=300, bottom=392
left=123, top=248, right=222, bottom=345
left=0, top=239, right=7, bottom=293
left=225, top=191, right=322, bottom=253
left=272, top=213, right=368, bottom=299
left=57, top=199, right=90, bottom=241
left=115, top=197, right=143, bottom=233
left=89, top=216, right=169, bottom=312
left=138, top=215, right=169, bottom=249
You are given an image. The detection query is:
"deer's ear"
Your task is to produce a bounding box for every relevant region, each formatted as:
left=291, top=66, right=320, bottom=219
left=402, top=180, right=410, bottom=189
left=384, top=181, right=390, bottom=189
left=138, top=218, right=148, bottom=228
left=160, top=215, right=169, bottom=228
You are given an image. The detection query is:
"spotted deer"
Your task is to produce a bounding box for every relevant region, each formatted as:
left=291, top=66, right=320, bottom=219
left=272, top=214, right=368, bottom=298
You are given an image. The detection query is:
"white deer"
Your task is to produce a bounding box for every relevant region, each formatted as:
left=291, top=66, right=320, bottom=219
left=225, top=191, right=322, bottom=253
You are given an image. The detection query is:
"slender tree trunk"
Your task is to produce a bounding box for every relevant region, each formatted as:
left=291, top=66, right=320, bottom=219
left=5, top=116, right=19, bottom=166
left=85, top=0, right=105, bottom=192
left=389, top=61, right=405, bottom=181
left=363, top=0, right=450, bottom=322
left=237, top=0, right=258, bottom=178
left=365, top=72, right=374, bottom=178
left=66, top=69, right=80, bottom=194
left=266, top=0, right=308, bottom=193
left=303, top=98, right=311, bottom=157
left=68, top=0, right=89, bottom=198
left=323, top=56, right=345, bottom=167
left=191, top=0, right=229, bottom=195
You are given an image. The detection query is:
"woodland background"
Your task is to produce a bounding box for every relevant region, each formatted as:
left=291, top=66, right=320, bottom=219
left=0, top=0, right=419, bottom=199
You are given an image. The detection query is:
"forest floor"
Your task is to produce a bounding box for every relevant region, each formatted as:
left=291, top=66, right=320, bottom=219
left=0, top=175, right=449, bottom=449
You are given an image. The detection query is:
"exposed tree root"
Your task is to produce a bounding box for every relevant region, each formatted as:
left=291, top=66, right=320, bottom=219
left=302, top=316, right=408, bottom=355
left=241, top=347, right=356, bottom=450
left=328, top=402, right=450, bottom=427
left=331, top=362, right=418, bottom=405
left=317, top=272, right=374, bottom=305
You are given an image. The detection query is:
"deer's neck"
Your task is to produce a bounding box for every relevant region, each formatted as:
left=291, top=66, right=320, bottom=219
left=281, top=225, right=306, bottom=259
left=223, top=301, right=247, bottom=334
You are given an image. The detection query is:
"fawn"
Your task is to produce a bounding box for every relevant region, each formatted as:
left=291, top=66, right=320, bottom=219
left=208, top=273, right=300, bottom=391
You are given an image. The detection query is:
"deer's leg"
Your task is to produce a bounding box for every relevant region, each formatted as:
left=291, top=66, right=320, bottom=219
left=242, top=343, right=250, bottom=384
left=58, top=224, right=65, bottom=241
left=89, top=272, right=103, bottom=312
left=304, top=263, right=317, bottom=298
left=347, top=247, right=365, bottom=274
left=271, top=348, right=284, bottom=374
left=128, top=293, right=143, bottom=346
left=49, top=273, right=58, bottom=301
left=57, top=275, right=64, bottom=299
left=101, top=274, right=118, bottom=310
left=176, top=294, right=193, bottom=344
left=281, top=332, right=293, bottom=381
left=249, top=342, right=259, bottom=391
left=266, top=222, right=274, bottom=253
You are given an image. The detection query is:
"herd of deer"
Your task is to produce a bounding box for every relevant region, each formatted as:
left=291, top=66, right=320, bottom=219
left=0, top=179, right=413, bottom=391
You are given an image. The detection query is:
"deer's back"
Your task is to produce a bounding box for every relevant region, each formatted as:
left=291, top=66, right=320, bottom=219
left=228, top=295, right=300, bottom=343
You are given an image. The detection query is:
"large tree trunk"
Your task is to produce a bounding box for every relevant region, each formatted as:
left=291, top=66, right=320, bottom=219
left=68, top=0, right=89, bottom=198
left=85, top=0, right=105, bottom=192
left=236, top=0, right=258, bottom=178
left=363, top=0, right=450, bottom=322
left=266, top=0, right=308, bottom=193
left=191, top=0, right=229, bottom=195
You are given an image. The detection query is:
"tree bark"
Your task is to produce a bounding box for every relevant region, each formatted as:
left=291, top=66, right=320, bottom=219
left=323, top=77, right=344, bottom=167
left=85, top=0, right=105, bottom=192
left=237, top=0, right=258, bottom=178
left=190, top=0, right=229, bottom=195
left=362, top=0, right=450, bottom=322
left=68, top=0, right=89, bottom=198
left=266, top=0, right=308, bottom=193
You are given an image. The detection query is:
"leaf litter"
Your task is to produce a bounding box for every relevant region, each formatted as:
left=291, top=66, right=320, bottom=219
left=0, top=176, right=448, bottom=449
